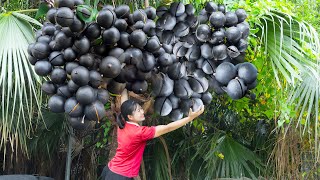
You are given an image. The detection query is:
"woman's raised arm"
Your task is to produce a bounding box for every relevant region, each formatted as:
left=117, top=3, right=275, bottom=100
left=154, top=105, right=205, bottom=138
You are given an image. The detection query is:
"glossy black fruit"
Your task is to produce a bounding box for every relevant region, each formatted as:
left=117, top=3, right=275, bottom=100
left=129, top=30, right=147, bottom=48
left=35, top=60, right=52, bottom=76
left=226, top=27, right=242, bottom=44
left=32, top=42, right=51, bottom=59
left=97, top=89, right=109, bottom=104
left=103, top=27, right=120, bottom=45
left=209, top=11, right=226, bottom=28
left=154, top=97, right=172, bottom=116
left=237, top=62, right=258, bottom=84
left=97, top=9, right=116, bottom=29
left=48, top=95, right=65, bottom=113
left=196, top=24, right=211, bottom=42
left=84, top=23, right=101, bottom=40
left=212, top=44, right=228, bottom=60
left=226, top=78, right=247, bottom=100
left=235, top=9, right=247, bottom=23
left=84, top=101, right=106, bottom=121
left=50, top=68, right=67, bottom=84
left=100, top=56, right=121, bottom=78
left=225, top=12, right=238, bottom=27
left=42, top=81, right=56, bottom=95
left=72, top=36, right=90, bottom=55
left=76, top=85, right=96, bottom=105
left=114, top=5, right=130, bottom=18
left=71, top=66, right=90, bottom=86
left=55, top=7, right=74, bottom=27
left=65, top=97, right=84, bottom=117
left=215, top=62, right=237, bottom=85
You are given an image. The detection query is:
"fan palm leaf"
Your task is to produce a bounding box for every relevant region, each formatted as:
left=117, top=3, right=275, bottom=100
left=0, top=11, right=42, bottom=161
left=202, top=135, right=265, bottom=179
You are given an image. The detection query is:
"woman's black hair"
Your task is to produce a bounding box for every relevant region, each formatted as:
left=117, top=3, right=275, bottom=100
left=115, top=99, right=140, bottom=129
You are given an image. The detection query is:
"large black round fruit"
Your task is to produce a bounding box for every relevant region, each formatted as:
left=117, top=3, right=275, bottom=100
left=237, top=62, right=258, bottom=84
left=50, top=68, right=67, bottom=84
left=65, top=97, right=84, bottom=117
left=169, top=109, right=183, bottom=121
left=57, top=0, right=74, bottom=8
left=65, top=62, right=79, bottom=74
left=32, top=42, right=50, bottom=59
left=227, top=45, right=240, bottom=58
left=49, top=51, right=64, bottom=66
left=42, top=81, right=56, bottom=95
left=145, top=6, right=156, bottom=20
left=97, top=89, right=109, bottom=104
left=226, top=78, right=247, bottom=100
left=55, top=7, right=74, bottom=27
left=196, top=24, right=211, bottom=42
left=205, top=2, right=218, bottom=13
left=136, top=52, right=156, bottom=72
left=46, top=8, right=57, bottom=24
left=63, top=48, right=76, bottom=62
left=79, top=53, right=94, bottom=68
left=133, top=9, right=147, bottom=22
left=212, top=44, right=228, bottom=60
left=188, top=76, right=209, bottom=93
left=67, top=80, right=79, bottom=93
left=151, top=73, right=174, bottom=97
left=174, top=79, right=193, bottom=99
left=132, top=80, right=148, bottom=94
left=68, top=117, right=91, bottom=130
left=71, top=66, right=90, bottom=86
left=225, top=12, right=238, bottom=27
left=235, top=9, right=247, bottom=23
left=100, top=56, right=121, bottom=78
left=200, top=43, right=213, bottom=59
left=167, top=62, right=186, bottom=80
left=76, top=85, right=96, bottom=105
left=48, top=95, right=65, bottom=113
left=114, top=5, right=130, bottom=18
left=34, top=60, right=52, bottom=76
left=215, top=62, right=237, bottom=85
left=157, top=13, right=176, bottom=31
left=89, top=70, right=102, bottom=88
left=201, top=91, right=212, bottom=105
left=84, top=23, right=101, bottom=40
left=129, top=30, right=147, bottom=49
left=57, top=85, right=72, bottom=98
left=84, top=101, right=106, bottom=121
left=170, top=2, right=185, bottom=17
left=209, top=11, right=226, bottom=28
left=97, top=9, right=116, bottom=29
left=154, top=97, right=172, bottom=116
left=226, top=27, right=242, bottom=44
left=145, top=36, right=161, bottom=53
left=103, top=27, right=120, bottom=45
left=107, top=79, right=126, bottom=94
left=72, top=36, right=90, bottom=55
left=69, top=15, right=85, bottom=32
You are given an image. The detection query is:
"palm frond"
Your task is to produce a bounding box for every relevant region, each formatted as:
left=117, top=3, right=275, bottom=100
left=288, top=64, right=320, bottom=159
left=0, top=12, right=42, bottom=161
left=256, top=10, right=319, bottom=86
left=202, top=135, right=265, bottom=179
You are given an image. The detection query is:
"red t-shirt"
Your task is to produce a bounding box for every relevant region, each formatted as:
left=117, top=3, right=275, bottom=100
left=108, top=122, right=156, bottom=177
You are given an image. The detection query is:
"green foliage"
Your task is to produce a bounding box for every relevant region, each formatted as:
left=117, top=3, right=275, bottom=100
left=0, top=11, right=42, bottom=159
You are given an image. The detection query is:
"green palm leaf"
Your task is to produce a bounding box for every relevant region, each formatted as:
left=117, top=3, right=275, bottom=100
left=202, top=135, right=265, bottom=179
left=256, top=10, right=319, bottom=86
left=0, top=12, right=42, bottom=159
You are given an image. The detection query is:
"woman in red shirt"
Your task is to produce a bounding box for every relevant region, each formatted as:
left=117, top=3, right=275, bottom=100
left=104, top=89, right=205, bottom=180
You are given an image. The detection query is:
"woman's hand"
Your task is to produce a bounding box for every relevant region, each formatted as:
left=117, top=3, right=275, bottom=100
left=188, top=105, right=205, bottom=120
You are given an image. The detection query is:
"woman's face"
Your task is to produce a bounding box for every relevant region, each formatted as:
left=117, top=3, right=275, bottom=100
left=128, top=105, right=145, bottom=122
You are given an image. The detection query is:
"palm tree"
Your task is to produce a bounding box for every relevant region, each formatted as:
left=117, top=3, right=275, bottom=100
left=0, top=9, right=44, bottom=167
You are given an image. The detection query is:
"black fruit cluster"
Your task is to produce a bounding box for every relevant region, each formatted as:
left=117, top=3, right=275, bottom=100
left=28, top=0, right=258, bottom=128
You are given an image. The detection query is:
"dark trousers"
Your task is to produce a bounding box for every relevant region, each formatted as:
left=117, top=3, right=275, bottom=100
left=101, top=166, right=133, bottom=180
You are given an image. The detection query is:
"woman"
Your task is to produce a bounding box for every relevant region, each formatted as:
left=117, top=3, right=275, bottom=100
left=104, top=89, right=205, bottom=180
